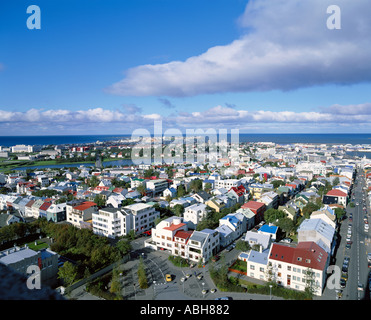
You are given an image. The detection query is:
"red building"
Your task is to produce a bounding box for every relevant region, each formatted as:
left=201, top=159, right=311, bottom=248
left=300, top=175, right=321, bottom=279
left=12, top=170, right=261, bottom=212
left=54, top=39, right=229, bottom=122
left=241, top=200, right=266, bottom=224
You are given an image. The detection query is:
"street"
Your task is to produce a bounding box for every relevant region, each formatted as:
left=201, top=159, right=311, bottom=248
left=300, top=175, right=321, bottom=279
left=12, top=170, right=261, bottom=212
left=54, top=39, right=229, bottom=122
left=321, top=168, right=370, bottom=300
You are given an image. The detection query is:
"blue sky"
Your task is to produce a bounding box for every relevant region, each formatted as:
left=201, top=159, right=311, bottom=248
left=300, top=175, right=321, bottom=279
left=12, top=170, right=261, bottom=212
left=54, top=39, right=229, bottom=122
left=1, top=0, right=371, bottom=135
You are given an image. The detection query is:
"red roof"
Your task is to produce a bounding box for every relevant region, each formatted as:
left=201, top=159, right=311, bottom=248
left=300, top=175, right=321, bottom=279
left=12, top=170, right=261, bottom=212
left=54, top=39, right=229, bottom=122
left=174, top=230, right=193, bottom=241
left=242, top=201, right=265, bottom=211
left=73, top=201, right=97, bottom=211
left=39, top=202, right=51, bottom=211
left=163, top=222, right=186, bottom=231
left=326, top=189, right=347, bottom=197
left=229, top=187, right=244, bottom=196
left=270, top=242, right=328, bottom=271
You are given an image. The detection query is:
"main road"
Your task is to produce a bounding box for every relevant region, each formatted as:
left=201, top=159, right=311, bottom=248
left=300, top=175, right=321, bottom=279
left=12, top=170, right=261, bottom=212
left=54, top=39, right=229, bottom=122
left=343, top=168, right=370, bottom=300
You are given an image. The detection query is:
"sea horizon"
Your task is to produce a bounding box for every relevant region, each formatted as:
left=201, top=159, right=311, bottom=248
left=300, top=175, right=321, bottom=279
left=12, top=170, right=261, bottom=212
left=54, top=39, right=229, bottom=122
left=0, top=133, right=371, bottom=147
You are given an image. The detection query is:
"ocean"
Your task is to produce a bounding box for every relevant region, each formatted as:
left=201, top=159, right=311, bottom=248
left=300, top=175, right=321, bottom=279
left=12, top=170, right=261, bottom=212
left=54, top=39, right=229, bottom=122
left=0, top=133, right=371, bottom=147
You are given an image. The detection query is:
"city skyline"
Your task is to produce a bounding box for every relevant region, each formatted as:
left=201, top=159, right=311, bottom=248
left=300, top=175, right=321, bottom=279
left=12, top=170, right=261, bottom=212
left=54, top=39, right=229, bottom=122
left=1, top=0, right=371, bottom=135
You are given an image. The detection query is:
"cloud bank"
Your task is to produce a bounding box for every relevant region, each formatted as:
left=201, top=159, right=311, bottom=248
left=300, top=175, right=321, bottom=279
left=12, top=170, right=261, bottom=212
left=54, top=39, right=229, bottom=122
left=106, top=0, right=371, bottom=97
left=1, top=102, right=371, bottom=134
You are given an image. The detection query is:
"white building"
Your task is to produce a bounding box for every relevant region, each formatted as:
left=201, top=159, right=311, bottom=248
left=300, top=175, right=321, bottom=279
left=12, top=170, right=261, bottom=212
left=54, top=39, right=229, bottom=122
left=66, top=200, right=98, bottom=228
left=121, top=203, right=159, bottom=236
left=268, top=241, right=330, bottom=296
left=145, top=179, right=168, bottom=196
left=183, top=203, right=207, bottom=229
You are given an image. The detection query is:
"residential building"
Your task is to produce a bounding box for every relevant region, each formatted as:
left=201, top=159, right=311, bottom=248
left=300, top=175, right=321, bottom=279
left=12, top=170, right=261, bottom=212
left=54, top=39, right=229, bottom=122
left=46, top=203, right=66, bottom=223
left=120, top=203, right=159, bottom=236
left=183, top=203, right=207, bottom=229
left=0, top=246, right=59, bottom=287
left=66, top=200, right=98, bottom=228
left=268, top=241, right=330, bottom=296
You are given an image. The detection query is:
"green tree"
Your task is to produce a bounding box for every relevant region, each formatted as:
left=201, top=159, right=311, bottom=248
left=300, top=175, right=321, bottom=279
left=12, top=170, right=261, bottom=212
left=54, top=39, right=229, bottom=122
left=58, top=261, right=78, bottom=286
left=302, top=202, right=320, bottom=218
left=116, top=239, right=132, bottom=255
left=110, top=268, right=122, bottom=298
left=94, top=194, right=106, bottom=207
left=264, top=208, right=286, bottom=223
left=172, top=204, right=184, bottom=217
left=235, top=239, right=251, bottom=252
left=177, top=185, right=186, bottom=198
left=137, top=257, right=148, bottom=289
left=189, top=179, right=202, bottom=193
left=89, top=175, right=100, bottom=188
left=332, top=177, right=340, bottom=186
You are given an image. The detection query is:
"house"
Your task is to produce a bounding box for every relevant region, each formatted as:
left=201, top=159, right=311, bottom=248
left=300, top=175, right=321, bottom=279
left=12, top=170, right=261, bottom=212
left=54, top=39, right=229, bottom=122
left=187, top=229, right=219, bottom=263
left=297, top=217, right=335, bottom=254
left=244, top=230, right=272, bottom=251
left=268, top=241, right=330, bottom=296
left=145, top=179, right=168, bottom=197
left=235, top=207, right=256, bottom=231
left=0, top=213, right=22, bottom=229
left=163, top=187, right=177, bottom=199
left=219, top=212, right=247, bottom=240
left=31, top=199, right=44, bottom=219
left=66, top=200, right=98, bottom=229
left=183, top=203, right=207, bottom=229
left=241, top=201, right=266, bottom=225
left=215, top=224, right=234, bottom=248
left=205, top=197, right=226, bottom=213
left=106, top=193, right=126, bottom=208
left=46, top=203, right=66, bottom=223
left=227, top=186, right=246, bottom=204
left=147, top=217, right=189, bottom=252
left=38, top=201, right=52, bottom=219
left=258, top=224, right=278, bottom=241
left=240, top=249, right=270, bottom=282
left=191, top=191, right=211, bottom=204
left=323, top=189, right=348, bottom=207
left=259, top=191, right=279, bottom=210
left=0, top=246, right=59, bottom=287
left=278, top=203, right=299, bottom=220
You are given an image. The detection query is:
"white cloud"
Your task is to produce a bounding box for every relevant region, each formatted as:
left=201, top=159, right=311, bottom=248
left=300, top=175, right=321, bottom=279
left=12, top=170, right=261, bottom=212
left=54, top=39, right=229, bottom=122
left=1, top=101, right=371, bottom=134
left=106, top=0, right=371, bottom=97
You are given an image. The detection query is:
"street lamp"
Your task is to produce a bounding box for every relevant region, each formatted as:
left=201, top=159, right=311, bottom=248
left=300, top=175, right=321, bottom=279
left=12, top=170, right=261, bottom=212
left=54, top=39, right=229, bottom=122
left=153, top=281, right=156, bottom=299
left=269, top=284, right=273, bottom=300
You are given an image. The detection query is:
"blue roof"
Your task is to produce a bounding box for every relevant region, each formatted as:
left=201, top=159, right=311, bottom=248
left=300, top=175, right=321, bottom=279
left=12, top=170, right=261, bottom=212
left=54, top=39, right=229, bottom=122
left=221, top=215, right=240, bottom=227
left=258, top=224, right=278, bottom=234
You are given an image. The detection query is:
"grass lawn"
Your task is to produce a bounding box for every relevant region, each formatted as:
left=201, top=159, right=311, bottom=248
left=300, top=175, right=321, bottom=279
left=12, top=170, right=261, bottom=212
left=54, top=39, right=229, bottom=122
left=26, top=240, right=49, bottom=251
left=230, top=259, right=247, bottom=273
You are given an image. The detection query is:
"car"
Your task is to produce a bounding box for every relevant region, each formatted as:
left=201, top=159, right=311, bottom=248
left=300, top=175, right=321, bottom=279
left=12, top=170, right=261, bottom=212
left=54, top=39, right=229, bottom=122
left=166, top=274, right=172, bottom=282
left=368, top=261, right=371, bottom=269
left=346, top=243, right=351, bottom=249
left=357, top=283, right=364, bottom=291
left=340, top=278, right=347, bottom=289
left=180, top=277, right=185, bottom=282
left=281, top=238, right=292, bottom=243
left=215, top=296, right=233, bottom=300
left=226, top=245, right=233, bottom=252
left=367, top=253, right=371, bottom=262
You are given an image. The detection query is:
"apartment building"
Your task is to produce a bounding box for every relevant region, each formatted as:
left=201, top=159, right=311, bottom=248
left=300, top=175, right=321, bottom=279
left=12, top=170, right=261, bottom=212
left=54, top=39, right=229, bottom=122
left=145, top=179, right=168, bottom=196
left=92, top=207, right=122, bottom=238
left=0, top=246, right=59, bottom=287
left=187, top=229, right=219, bottom=263
left=120, top=203, right=159, bottom=236
left=146, top=217, right=219, bottom=263
left=66, top=200, right=98, bottom=228
left=183, top=203, right=207, bottom=229
left=267, top=241, right=329, bottom=296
